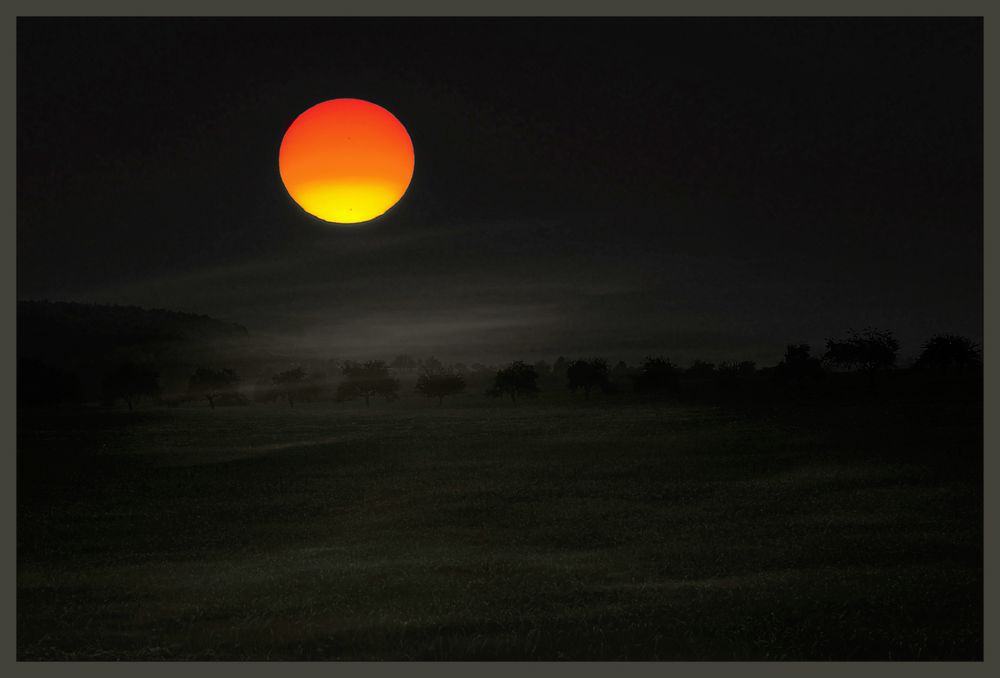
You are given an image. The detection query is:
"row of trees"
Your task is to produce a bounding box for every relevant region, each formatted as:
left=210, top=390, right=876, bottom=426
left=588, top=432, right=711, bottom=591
left=773, top=329, right=982, bottom=383
left=383, top=330, right=979, bottom=383
left=482, top=355, right=759, bottom=403
left=37, top=329, right=980, bottom=410
left=480, top=329, right=983, bottom=404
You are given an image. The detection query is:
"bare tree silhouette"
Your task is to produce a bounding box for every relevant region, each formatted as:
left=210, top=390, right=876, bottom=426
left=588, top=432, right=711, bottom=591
left=337, top=360, right=400, bottom=408
left=101, top=362, right=160, bottom=411
left=566, top=358, right=611, bottom=400
left=415, top=368, right=466, bottom=405
left=188, top=367, right=241, bottom=409
left=488, top=361, right=540, bottom=404
left=272, top=368, right=307, bottom=408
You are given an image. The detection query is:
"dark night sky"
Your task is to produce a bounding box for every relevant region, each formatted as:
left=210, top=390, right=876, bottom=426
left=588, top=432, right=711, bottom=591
left=17, top=17, right=983, bottom=365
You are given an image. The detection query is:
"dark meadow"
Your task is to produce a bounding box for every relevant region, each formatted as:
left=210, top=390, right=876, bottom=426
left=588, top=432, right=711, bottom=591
left=16, top=17, right=983, bottom=660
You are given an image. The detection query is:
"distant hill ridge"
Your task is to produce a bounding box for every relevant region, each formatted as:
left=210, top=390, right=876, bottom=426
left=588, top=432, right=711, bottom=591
left=17, top=300, right=248, bottom=365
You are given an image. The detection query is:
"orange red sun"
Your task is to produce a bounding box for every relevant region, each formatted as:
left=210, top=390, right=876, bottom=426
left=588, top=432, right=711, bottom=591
left=278, top=98, right=414, bottom=224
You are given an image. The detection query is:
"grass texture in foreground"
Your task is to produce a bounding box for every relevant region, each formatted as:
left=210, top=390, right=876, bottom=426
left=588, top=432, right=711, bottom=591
left=17, top=395, right=982, bottom=660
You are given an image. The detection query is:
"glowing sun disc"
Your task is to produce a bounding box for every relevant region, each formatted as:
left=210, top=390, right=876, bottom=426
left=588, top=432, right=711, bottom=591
left=279, top=98, right=414, bottom=224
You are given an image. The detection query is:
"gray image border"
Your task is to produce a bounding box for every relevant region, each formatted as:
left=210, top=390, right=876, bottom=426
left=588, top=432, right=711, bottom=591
left=2, top=1, right=992, bottom=676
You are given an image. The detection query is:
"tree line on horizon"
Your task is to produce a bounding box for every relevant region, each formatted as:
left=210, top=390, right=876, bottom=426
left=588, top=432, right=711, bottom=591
left=17, top=328, right=983, bottom=411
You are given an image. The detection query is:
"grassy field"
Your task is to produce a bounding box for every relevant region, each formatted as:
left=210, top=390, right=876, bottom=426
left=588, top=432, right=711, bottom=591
left=17, top=388, right=982, bottom=660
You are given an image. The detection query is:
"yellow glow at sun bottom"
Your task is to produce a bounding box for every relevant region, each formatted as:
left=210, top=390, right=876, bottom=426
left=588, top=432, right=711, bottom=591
left=292, top=182, right=403, bottom=224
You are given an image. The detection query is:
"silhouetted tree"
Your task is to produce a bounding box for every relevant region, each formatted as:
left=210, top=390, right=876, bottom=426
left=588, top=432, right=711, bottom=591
left=824, top=328, right=899, bottom=374
left=337, top=360, right=400, bottom=408
left=101, top=362, right=160, bottom=411
left=272, top=367, right=307, bottom=408
left=718, top=360, right=756, bottom=377
left=633, top=356, right=680, bottom=395
left=715, top=361, right=757, bottom=395
left=913, top=334, right=982, bottom=374
left=415, top=369, right=466, bottom=405
left=773, top=344, right=824, bottom=383
left=686, top=360, right=717, bottom=377
left=533, top=360, right=552, bottom=378
left=566, top=358, right=611, bottom=399
left=488, top=361, right=540, bottom=404
left=188, top=367, right=241, bottom=409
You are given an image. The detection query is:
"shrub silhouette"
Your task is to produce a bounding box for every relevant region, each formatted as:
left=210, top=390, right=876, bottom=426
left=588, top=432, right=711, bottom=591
left=101, top=362, right=160, bottom=411
left=686, top=360, right=717, bottom=377
left=824, top=328, right=899, bottom=374
left=773, top=344, right=824, bottom=383
left=188, top=367, right=241, bottom=409
left=337, top=360, right=400, bottom=408
left=718, top=360, right=756, bottom=376
left=415, top=369, right=466, bottom=405
left=913, top=334, right=982, bottom=374
left=566, top=358, right=611, bottom=399
left=633, top=356, right=679, bottom=394
left=716, top=360, right=756, bottom=393
left=488, top=361, right=540, bottom=403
